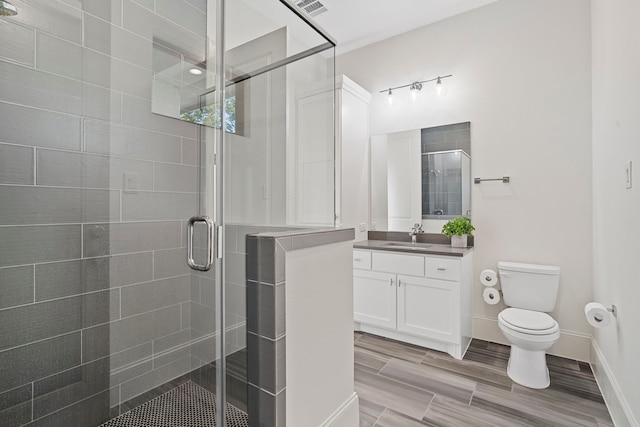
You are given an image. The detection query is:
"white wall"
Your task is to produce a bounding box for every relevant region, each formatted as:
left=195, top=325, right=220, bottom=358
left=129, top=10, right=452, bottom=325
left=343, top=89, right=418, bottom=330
left=336, top=0, right=593, bottom=361
left=286, top=241, right=359, bottom=427
left=592, top=0, right=640, bottom=424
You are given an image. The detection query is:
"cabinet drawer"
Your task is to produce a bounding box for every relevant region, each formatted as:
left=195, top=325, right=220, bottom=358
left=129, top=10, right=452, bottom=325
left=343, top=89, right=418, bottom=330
left=353, top=250, right=372, bottom=270
left=372, top=252, right=424, bottom=276
left=425, top=257, right=460, bottom=281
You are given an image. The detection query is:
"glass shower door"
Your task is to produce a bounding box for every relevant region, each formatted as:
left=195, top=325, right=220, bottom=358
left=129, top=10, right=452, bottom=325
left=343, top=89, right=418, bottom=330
left=0, top=1, right=224, bottom=425
left=0, top=0, right=335, bottom=425
left=221, top=2, right=335, bottom=425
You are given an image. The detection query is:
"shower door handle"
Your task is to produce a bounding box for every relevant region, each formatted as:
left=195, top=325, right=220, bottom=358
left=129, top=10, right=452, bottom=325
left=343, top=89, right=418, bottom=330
left=187, top=216, right=214, bottom=271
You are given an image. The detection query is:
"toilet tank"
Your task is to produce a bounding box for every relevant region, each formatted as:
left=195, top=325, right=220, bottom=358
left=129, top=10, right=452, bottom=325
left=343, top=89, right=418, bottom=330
left=497, top=261, right=560, bottom=312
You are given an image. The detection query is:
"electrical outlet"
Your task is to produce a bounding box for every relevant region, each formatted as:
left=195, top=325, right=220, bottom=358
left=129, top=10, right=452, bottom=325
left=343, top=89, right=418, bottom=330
left=359, top=223, right=367, bottom=232
left=625, top=161, right=632, bottom=189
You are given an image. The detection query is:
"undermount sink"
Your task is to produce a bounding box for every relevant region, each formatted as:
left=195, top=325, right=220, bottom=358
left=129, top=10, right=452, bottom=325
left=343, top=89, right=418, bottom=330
left=382, top=242, right=433, bottom=249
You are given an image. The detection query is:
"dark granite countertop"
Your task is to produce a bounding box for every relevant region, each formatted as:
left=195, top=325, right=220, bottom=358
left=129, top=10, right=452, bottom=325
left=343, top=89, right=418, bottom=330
left=353, top=239, right=474, bottom=257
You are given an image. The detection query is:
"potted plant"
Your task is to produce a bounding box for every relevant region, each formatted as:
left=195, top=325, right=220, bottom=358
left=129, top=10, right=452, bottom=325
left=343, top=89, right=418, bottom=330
left=441, top=216, right=475, bottom=248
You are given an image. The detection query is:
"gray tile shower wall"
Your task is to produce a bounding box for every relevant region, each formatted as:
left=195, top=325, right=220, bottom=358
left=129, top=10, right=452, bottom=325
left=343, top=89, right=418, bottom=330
left=0, top=1, right=207, bottom=425
left=420, top=122, right=471, bottom=154
left=187, top=224, right=303, bottom=421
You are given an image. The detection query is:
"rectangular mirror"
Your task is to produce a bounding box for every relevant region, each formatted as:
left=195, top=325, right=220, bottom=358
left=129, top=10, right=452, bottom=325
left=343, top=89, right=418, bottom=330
left=371, top=122, right=471, bottom=232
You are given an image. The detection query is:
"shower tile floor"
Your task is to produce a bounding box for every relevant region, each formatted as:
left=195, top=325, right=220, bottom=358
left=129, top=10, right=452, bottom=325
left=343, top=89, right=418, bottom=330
left=99, top=382, right=247, bottom=427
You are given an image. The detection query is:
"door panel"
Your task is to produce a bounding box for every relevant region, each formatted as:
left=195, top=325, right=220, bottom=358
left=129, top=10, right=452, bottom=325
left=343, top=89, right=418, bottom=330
left=397, top=275, right=460, bottom=343
left=354, top=270, right=396, bottom=329
left=387, top=129, right=422, bottom=230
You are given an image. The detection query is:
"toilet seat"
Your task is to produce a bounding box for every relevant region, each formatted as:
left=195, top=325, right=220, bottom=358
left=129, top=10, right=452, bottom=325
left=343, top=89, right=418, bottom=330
left=499, top=308, right=559, bottom=335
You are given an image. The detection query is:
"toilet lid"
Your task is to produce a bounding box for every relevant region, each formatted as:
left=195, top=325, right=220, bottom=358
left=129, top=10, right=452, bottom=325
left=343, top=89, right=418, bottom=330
left=500, top=308, right=558, bottom=334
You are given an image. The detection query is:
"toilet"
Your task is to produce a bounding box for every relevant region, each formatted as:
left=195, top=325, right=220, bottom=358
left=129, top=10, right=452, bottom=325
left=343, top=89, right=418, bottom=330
left=497, top=261, right=560, bottom=389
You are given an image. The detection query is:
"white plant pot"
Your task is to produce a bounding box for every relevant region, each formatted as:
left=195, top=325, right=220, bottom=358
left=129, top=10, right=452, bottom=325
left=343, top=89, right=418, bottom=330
left=450, top=234, right=468, bottom=248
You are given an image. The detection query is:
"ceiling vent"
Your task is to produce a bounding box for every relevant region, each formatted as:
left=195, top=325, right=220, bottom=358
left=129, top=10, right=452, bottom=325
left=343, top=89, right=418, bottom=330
left=295, top=0, right=328, bottom=17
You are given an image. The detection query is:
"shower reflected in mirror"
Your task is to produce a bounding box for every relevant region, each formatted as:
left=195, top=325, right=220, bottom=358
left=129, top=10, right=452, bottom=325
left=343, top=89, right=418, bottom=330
left=371, top=122, right=471, bottom=231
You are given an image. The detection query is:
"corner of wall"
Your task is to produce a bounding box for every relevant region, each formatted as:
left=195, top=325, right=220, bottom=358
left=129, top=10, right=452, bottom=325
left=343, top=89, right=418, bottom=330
left=591, top=339, right=639, bottom=427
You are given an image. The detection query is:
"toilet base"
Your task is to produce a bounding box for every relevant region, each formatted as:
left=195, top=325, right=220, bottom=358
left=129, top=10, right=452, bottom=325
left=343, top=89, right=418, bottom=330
left=506, top=345, right=550, bottom=389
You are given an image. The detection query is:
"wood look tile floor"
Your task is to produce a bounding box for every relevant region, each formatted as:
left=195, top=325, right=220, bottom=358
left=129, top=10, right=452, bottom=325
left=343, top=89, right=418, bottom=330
left=354, top=332, right=614, bottom=427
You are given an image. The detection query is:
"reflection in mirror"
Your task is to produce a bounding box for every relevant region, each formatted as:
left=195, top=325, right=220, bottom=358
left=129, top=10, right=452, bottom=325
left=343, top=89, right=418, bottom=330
left=371, top=122, right=471, bottom=232
left=422, top=149, right=471, bottom=219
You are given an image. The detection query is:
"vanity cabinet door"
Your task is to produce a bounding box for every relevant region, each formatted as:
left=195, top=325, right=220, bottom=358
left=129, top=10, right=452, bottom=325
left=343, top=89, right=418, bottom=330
left=353, top=270, right=397, bottom=329
left=396, top=275, right=460, bottom=343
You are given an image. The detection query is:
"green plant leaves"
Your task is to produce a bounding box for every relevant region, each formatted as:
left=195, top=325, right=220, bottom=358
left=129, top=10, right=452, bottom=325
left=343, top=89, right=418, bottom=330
left=441, top=216, right=475, bottom=237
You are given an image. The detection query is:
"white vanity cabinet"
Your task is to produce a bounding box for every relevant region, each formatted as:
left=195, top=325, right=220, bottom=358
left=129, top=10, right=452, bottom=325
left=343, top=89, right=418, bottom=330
left=353, top=248, right=473, bottom=360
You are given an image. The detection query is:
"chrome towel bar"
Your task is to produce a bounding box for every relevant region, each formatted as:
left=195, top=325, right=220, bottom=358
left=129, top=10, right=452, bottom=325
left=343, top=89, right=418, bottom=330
left=474, top=176, right=510, bottom=184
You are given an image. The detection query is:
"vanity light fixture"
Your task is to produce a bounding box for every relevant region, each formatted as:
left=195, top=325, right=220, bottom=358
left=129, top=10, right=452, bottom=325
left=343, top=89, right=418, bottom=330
left=0, top=1, right=18, bottom=16
left=381, top=74, right=452, bottom=101
left=409, top=81, right=423, bottom=100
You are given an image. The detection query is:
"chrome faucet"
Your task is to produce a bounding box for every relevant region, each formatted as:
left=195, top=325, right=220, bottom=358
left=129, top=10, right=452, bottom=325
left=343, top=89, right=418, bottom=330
left=409, top=223, right=424, bottom=244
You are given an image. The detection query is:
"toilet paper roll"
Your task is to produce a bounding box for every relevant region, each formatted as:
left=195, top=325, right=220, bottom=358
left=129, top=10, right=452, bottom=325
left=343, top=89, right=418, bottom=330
left=585, top=302, right=612, bottom=328
left=480, top=269, right=498, bottom=287
left=483, top=287, right=501, bottom=305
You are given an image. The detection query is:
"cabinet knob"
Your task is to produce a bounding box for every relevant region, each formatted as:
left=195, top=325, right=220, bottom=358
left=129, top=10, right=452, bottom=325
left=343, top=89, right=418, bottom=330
left=398, top=279, right=402, bottom=287
left=437, top=267, right=446, bottom=271
left=390, top=278, right=393, bottom=286
left=354, top=258, right=362, bottom=262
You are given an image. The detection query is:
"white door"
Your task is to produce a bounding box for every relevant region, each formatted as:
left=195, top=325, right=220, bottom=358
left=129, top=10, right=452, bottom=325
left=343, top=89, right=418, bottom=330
left=296, top=90, right=335, bottom=225
left=225, top=28, right=287, bottom=225
left=370, top=134, right=389, bottom=231
left=387, top=129, right=421, bottom=231
left=338, top=82, right=370, bottom=241
left=396, top=275, right=460, bottom=343
left=353, top=270, right=396, bottom=329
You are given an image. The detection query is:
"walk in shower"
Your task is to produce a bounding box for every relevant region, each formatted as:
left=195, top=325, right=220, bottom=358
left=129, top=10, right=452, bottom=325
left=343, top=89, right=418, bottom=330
left=0, top=1, right=335, bottom=426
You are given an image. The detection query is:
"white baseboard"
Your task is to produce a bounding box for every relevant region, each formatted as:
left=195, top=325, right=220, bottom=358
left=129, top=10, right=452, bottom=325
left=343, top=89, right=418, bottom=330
left=473, top=315, right=592, bottom=362
left=320, top=392, right=360, bottom=427
left=591, top=339, right=638, bottom=427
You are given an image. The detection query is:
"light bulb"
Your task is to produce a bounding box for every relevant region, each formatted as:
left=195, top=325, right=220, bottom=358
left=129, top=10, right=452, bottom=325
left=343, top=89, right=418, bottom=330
left=189, top=68, right=203, bottom=75
left=409, top=82, right=422, bottom=101
left=436, top=77, right=443, bottom=96
left=387, top=88, right=393, bottom=105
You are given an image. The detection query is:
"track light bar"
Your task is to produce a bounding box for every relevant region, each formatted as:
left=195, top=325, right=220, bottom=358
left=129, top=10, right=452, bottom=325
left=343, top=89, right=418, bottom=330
left=380, top=74, right=452, bottom=95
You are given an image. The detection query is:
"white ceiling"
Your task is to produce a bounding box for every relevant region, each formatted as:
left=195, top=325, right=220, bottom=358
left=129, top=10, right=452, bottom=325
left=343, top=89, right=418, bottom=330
left=306, top=0, right=499, bottom=54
